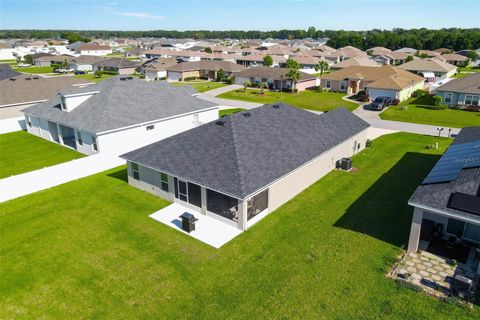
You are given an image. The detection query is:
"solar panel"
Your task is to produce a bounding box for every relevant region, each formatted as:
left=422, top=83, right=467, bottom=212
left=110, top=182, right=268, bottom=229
left=447, top=192, right=480, bottom=215
left=422, top=141, right=480, bottom=185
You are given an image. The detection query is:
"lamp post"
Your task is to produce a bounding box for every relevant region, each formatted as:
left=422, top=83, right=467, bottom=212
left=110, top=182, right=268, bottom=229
left=448, top=128, right=452, bottom=138
left=436, top=127, right=444, bottom=137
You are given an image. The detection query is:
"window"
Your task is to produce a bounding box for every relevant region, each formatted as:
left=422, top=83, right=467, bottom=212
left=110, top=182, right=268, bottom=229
left=132, top=162, right=140, bottom=180
left=160, top=172, right=169, bottom=192
left=247, top=189, right=268, bottom=220
left=446, top=218, right=465, bottom=237
left=464, top=223, right=480, bottom=242
left=92, top=136, right=98, bottom=151
left=340, top=81, right=346, bottom=91
left=444, top=92, right=453, bottom=104
left=465, top=95, right=479, bottom=106
left=77, top=132, right=83, bottom=146
left=325, top=80, right=331, bottom=89
left=178, top=180, right=188, bottom=202
left=146, top=125, right=154, bottom=131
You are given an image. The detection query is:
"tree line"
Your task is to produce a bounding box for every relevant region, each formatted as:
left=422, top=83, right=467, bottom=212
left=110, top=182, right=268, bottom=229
left=0, top=28, right=479, bottom=51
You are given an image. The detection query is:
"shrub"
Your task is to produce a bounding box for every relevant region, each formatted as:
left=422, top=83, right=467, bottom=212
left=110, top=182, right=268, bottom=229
left=366, top=139, right=373, bottom=147
left=184, top=76, right=197, bottom=81
left=94, top=70, right=103, bottom=78
left=432, top=95, right=443, bottom=106
left=412, top=89, right=428, bottom=98
left=102, top=70, right=119, bottom=75
left=392, top=99, right=400, bottom=105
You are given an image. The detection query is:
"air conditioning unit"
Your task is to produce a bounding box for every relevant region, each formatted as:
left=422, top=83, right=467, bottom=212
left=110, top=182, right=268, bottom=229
left=338, top=158, right=352, bottom=171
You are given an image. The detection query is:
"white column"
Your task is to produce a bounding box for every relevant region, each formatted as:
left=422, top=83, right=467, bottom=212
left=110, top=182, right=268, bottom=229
left=407, top=207, right=423, bottom=252
left=56, top=123, right=64, bottom=145
left=237, top=200, right=248, bottom=231
left=200, top=187, right=207, bottom=215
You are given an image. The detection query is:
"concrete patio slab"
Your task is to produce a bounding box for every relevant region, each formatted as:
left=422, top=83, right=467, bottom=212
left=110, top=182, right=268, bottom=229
left=149, top=203, right=242, bottom=248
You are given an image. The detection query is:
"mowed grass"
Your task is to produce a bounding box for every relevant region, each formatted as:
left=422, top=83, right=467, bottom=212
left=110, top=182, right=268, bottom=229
left=219, top=108, right=245, bottom=117
left=74, top=73, right=116, bottom=83
left=171, top=80, right=228, bottom=93
left=218, top=89, right=358, bottom=112
left=1, top=132, right=477, bottom=318
left=0, top=131, right=84, bottom=178
left=12, top=66, right=55, bottom=74
left=381, top=95, right=480, bottom=128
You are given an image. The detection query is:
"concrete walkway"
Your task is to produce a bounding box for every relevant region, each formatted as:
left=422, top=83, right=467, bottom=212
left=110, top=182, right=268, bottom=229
left=0, top=153, right=124, bottom=203
left=0, top=116, right=26, bottom=134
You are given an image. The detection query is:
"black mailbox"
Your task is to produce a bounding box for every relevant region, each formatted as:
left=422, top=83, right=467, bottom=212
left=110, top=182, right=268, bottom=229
left=179, top=212, right=198, bottom=233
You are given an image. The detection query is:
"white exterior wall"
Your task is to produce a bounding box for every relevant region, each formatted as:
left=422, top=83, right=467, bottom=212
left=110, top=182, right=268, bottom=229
left=71, top=63, right=93, bottom=72
left=79, top=49, right=112, bottom=56
left=126, top=162, right=175, bottom=201
left=0, top=48, right=15, bottom=60
left=96, top=108, right=218, bottom=154
left=268, top=129, right=368, bottom=211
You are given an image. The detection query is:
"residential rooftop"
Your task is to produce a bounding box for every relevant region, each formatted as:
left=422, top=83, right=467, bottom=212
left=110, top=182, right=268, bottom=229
left=436, top=73, right=480, bottom=95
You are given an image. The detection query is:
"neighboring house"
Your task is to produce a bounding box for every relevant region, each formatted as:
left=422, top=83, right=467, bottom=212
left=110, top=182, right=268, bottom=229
left=441, top=53, right=471, bottom=67
left=367, top=46, right=391, bottom=56
left=330, top=56, right=380, bottom=70
left=93, top=58, right=140, bottom=75
left=320, top=65, right=425, bottom=101
left=0, top=42, right=15, bottom=60
left=398, top=58, right=457, bottom=82
left=141, top=58, right=178, bottom=81
left=384, top=51, right=415, bottom=66
left=435, top=73, right=480, bottom=107
left=23, top=77, right=219, bottom=155
left=67, top=41, right=85, bottom=51
left=166, top=60, right=245, bottom=81
left=235, top=54, right=285, bottom=67
left=456, top=50, right=480, bottom=67
left=394, top=47, right=418, bottom=55
left=234, top=66, right=317, bottom=92
left=68, top=55, right=106, bottom=72
left=33, top=54, right=73, bottom=67
left=76, top=44, right=112, bottom=56
left=120, top=104, right=370, bottom=231
left=143, top=49, right=206, bottom=62
left=0, top=74, right=90, bottom=119
left=279, top=55, right=323, bottom=74
left=124, top=48, right=145, bottom=57
left=407, top=127, right=480, bottom=274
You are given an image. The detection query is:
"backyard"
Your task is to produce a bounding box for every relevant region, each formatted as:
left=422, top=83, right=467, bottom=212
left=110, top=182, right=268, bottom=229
left=171, top=80, right=228, bottom=93
left=381, top=95, right=480, bottom=128
left=0, top=131, right=84, bottom=178
left=217, top=89, right=358, bottom=112
left=1, top=132, right=477, bottom=319
left=11, top=66, right=55, bottom=74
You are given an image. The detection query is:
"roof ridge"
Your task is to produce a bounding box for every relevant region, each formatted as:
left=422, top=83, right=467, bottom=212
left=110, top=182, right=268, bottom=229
left=228, top=113, right=250, bottom=199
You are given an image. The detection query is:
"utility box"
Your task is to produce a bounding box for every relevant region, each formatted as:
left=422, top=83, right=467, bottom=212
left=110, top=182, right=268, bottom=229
left=338, top=158, right=352, bottom=171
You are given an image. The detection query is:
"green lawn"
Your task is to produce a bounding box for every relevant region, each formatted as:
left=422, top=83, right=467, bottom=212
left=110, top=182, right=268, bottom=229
left=381, top=95, right=480, bottom=128
left=171, top=81, right=228, bottom=93
left=219, top=108, right=245, bottom=117
left=1, top=132, right=477, bottom=319
left=12, top=66, right=55, bottom=74
left=218, top=89, right=358, bottom=112
left=0, top=131, right=84, bottom=178
left=0, top=59, right=18, bottom=67
left=74, top=73, right=116, bottom=83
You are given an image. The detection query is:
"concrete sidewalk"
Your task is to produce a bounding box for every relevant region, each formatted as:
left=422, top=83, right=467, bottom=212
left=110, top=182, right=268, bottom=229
left=0, top=116, right=26, bottom=134
left=0, top=153, right=124, bottom=203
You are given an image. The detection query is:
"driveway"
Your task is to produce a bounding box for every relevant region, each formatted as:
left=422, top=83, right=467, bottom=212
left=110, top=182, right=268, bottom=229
left=0, top=153, right=124, bottom=203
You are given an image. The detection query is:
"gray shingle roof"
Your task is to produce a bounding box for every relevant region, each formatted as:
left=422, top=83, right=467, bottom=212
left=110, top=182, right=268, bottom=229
left=121, top=104, right=370, bottom=199
left=0, top=64, right=21, bottom=81
left=436, top=73, right=480, bottom=95
left=409, top=126, right=480, bottom=221
left=23, top=77, right=217, bottom=133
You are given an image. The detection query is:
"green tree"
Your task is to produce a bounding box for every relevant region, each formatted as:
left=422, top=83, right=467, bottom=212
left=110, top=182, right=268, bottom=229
left=23, top=54, right=33, bottom=65
left=204, top=47, right=212, bottom=53
left=466, top=50, right=478, bottom=61
left=258, top=81, right=268, bottom=94
left=217, top=68, right=225, bottom=81
left=94, top=70, right=103, bottom=79
left=285, top=58, right=300, bottom=70
left=406, top=55, right=414, bottom=62
left=314, top=60, right=329, bottom=76
left=262, top=55, right=273, bottom=67
left=243, top=81, right=251, bottom=92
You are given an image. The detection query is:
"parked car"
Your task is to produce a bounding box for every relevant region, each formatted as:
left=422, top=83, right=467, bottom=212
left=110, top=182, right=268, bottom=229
left=17, top=63, right=31, bottom=67
left=367, top=96, right=393, bottom=111
left=56, top=68, right=75, bottom=73
left=74, top=70, right=86, bottom=75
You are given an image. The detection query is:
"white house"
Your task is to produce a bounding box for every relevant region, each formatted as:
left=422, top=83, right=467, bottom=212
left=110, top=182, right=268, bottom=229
left=121, top=104, right=370, bottom=231
left=76, top=44, right=113, bottom=56
left=23, top=77, right=219, bottom=155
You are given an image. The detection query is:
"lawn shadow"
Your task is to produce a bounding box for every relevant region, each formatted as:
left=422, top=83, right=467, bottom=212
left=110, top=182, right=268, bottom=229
left=334, top=152, right=441, bottom=248
left=107, top=168, right=128, bottom=182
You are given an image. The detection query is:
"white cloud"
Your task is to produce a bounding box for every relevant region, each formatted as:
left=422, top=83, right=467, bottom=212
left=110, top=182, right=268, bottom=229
left=120, top=12, right=165, bottom=20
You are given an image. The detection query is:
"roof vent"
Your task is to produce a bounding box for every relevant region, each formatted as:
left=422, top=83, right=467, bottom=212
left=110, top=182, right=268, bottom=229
left=243, top=112, right=251, bottom=117
left=272, top=104, right=280, bottom=109
left=25, top=77, right=32, bottom=80
left=9, top=78, right=15, bottom=81
left=120, top=77, right=127, bottom=81
left=33, top=76, right=39, bottom=79
left=215, top=120, right=225, bottom=126
left=126, top=76, right=133, bottom=80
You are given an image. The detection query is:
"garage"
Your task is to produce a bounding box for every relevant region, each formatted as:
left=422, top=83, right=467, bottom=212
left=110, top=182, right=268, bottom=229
left=367, top=88, right=397, bottom=100
left=167, top=71, right=182, bottom=81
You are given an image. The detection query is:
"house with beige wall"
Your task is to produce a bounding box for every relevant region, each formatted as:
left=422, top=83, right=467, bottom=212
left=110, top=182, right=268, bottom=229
left=121, top=104, right=370, bottom=231
left=320, top=65, right=425, bottom=101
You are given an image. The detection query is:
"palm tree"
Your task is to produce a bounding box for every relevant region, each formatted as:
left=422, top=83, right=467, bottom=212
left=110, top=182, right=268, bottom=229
left=315, top=60, right=329, bottom=76
left=286, top=68, right=301, bottom=94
